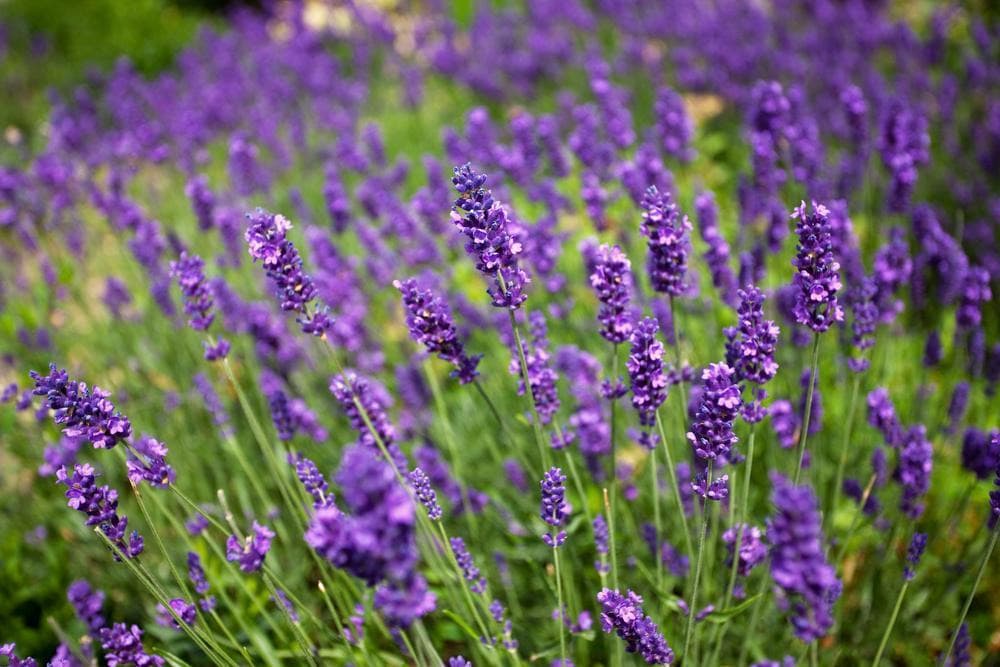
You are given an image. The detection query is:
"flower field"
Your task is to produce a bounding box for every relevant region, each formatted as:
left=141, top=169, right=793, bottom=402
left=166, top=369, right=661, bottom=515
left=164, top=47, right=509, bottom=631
left=0, top=2, right=998, bottom=665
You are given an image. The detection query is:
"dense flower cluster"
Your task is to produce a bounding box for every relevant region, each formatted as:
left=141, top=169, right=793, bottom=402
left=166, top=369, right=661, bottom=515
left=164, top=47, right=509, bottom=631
left=898, top=425, right=933, bottom=519
left=450, top=163, right=529, bottom=309
left=225, top=522, right=274, bottom=574
left=68, top=579, right=105, bottom=633
left=687, top=363, right=741, bottom=462
left=790, top=202, right=843, bottom=333
left=596, top=588, right=674, bottom=664
left=768, top=474, right=840, bottom=642
left=31, top=364, right=131, bottom=449
left=903, top=532, right=927, bottom=581
left=245, top=209, right=331, bottom=335
left=589, top=244, right=634, bottom=344
left=292, top=453, right=332, bottom=509
left=99, top=623, right=165, bottom=667
left=640, top=186, right=691, bottom=297
left=409, top=467, right=442, bottom=520
left=627, top=318, right=668, bottom=432
left=509, top=311, right=560, bottom=425
left=330, top=371, right=407, bottom=473
left=540, top=467, right=569, bottom=547
left=57, top=464, right=144, bottom=559
left=723, top=524, right=767, bottom=577
left=450, top=537, right=487, bottom=594
left=725, top=286, right=780, bottom=420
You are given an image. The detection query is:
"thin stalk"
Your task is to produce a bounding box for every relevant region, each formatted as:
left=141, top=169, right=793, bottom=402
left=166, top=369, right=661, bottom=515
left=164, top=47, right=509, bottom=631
left=830, top=372, right=863, bottom=524
left=833, top=473, right=878, bottom=567
left=654, top=409, right=693, bottom=559
left=399, top=629, right=423, bottom=667
left=942, top=527, right=999, bottom=664
left=554, top=546, right=568, bottom=667
left=435, top=522, right=494, bottom=649
left=793, top=334, right=821, bottom=485
left=737, top=576, right=770, bottom=667
left=872, top=581, right=909, bottom=666
left=563, top=446, right=594, bottom=526
left=508, top=308, right=552, bottom=470
left=471, top=379, right=510, bottom=468
left=608, top=344, right=621, bottom=590
left=414, top=620, right=445, bottom=667
left=668, top=295, right=688, bottom=414
left=650, top=443, right=663, bottom=589
left=710, top=424, right=758, bottom=663
left=602, top=488, right=624, bottom=667
left=683, top=461, right=713, bottom=664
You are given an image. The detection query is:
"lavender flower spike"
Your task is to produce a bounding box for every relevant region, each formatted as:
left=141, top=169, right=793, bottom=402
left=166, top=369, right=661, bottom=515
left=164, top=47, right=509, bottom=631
left=627, top=317, right=668, bottom=433
left=541, top=467, right=569, bottom=547
left=57, top=463, right=144, bottom=559
left=640, top=186, right=691, bottom=297
left=589, top=244, right=634, bottom=344
left=31, top=363, right=132, bottom=449
left=450, top=537, right=487, bottom=593
left=410, top=468, right=442, bottom=520
left=768, top=473, right=840, bottom=642
left=596, top=588, right=674, bottom=664
left=245, top=208, right=331, bottom=336
left=791, top=201, right=843, bottom=333
left=686, top=363, right=741, bottom=463
left=394, top=277, right=481, bottom=384
left=226, top=521, right=275, bottom=573
left=451, top=163, right=529, bottom=309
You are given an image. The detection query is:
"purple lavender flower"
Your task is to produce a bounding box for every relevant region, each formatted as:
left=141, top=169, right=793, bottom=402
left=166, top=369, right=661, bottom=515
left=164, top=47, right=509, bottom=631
left=245, top=208, right=331, bottom=336
left=692, top=472, right=730, bottom=501
left=879, top=100, right=929, bottom=213
left=695, top=190, right=737, bottom=306
left=866, top=388, right=902, bottom=447
left=923, top=332, right=943, bottom=368
left=0, top=643, right=37, bottom=667
left=409, top=468, right=442, bottom=520
left=903, top=532, right=927, bottom=581
left=956, top=267, right=990, bottom=330
left=768, top=473, right=840, bottom=642
left=687, top=363, right=741, bottom=462
left=126, top=435, right=175, bottom=489
left=99, top=623, right=165, bottom=667
left=946, top=382, right=970, bottom=435
left=67, top=579, right=105, bottom=633
left=596, top=588, right=674, bottom=664
left=594, top=514, right=610, bottom=574
left=654, top=87, right=694, bottom=162
left=185, top=175, right=215, bottom=231
left=449, top=658, right=471, bottom=667
left=187, top=552, right=217, bottom=612
left=846, top=277, right=878, bottom=372
left=627, top=318, right=668, bottom=433
left=102, top=278, right=132, bottom=319
left=292, top=454, right=332, bottom=509
left=31, top=364, right=131, bottom=449
left=961, top=429, right=1000, bottom=480
left=170, top=252, right=216, bottom=331
left=872, top=227, right=911, bottom=323
left=156, top=598, right=197, bottom=629
left=504, top=458, right=529, bottom=493
left=723, top=524, right=767, bottom=577
left=226, top=521, right=274, bottom=573
left=769, top=400, right=798, bottom=449
left=57, top=464, right=143, bottom=559
left=330, top=371, right=407, bottom=473
left=451, top=163, right=529, bottom=309
left=640, top=186, right=691, bottom=297
left=450, top=537, right=487, bottom=594
left=724, top=286, right=780, bottom=419
left=589, top=244, right=634, bottom=344
left=790, top=202, right=843, bottom=333
left=394, top=278, right=481, bottom=384
left=508, top=311, right=560, bottom=425
left=946, top=623, right=971, bottom=667
left=898, top=425, right=933, bottom=519
left=541, top=467, right=569, bottom=547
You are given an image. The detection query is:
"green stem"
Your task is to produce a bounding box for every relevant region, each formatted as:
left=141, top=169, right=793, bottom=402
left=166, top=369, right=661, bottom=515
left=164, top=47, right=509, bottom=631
left=942, top=527, right=999, bottom=664
left=737, top=577, right=770, bottom=667
left=608, top=344, right=621, bottom=591
left=654, top=409, right=693, bottom=560
left=833, top=473, right=878, bottom=568
left=872, top=581, right=908, bottom=666
left=683, top=461, right=713, bottom=664
left=508, top=308, right=552, bottom=471
left=793, top=334, right=821, bottom=485
left=650, top=442, right=663, bottom=589
left=830, top=372, right=863, bottom=524
left=554, top=546, right=567, bottom=667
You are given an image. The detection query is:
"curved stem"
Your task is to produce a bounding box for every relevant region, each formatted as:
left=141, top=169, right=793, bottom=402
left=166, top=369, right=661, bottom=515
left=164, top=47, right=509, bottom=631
left=830, top=373, right=862, bottom=524
left=942, top=527, right=999, bottom=664
left=793, top=334, right=821, bottom=485
left=683, top=461, right=713, bottom=664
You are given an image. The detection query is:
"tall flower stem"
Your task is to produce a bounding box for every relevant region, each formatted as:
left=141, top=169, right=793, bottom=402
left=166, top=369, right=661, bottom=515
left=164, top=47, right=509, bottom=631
left=833, top=473, right=878, bottom=567
left=710, top=423, right=758, bottom=663
left=434, top=523, right=494, bottom=650
left=683, top=461, right=713, bottom=664
left=737, top=575, right=771, bottom=667
left=507, top=307, right=552, bottom=471
left=872, top=580, right=909, bottom=666
left=655, top=409, right=693, bottom=559
left=668, top=295, right=688, bottom=414
left=830, top=372, right=863, bottom=524
left=942, top=527, right=999, bottom=664
left=554, top=546, right=567, bottom=667
left=650, top=444, right=664, bottom=588
left=602, top=488, right=624, bottom=667
left=608, top=343, right=622, bottom=590
left=423, top=362, right=479, bottom=540
left=793, top=333, right=821, bottom=485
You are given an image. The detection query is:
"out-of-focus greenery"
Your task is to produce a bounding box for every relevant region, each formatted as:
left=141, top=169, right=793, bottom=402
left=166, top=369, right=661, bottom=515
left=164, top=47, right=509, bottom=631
left=0, top=0, right=210, bottom=151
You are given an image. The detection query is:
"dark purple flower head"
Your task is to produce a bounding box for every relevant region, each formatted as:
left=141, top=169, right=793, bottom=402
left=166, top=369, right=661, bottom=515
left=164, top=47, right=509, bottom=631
left=898, top=425, right=933, bottom=519
left=723, top=524, right=767, bottom=577
left=695, top=190, right=737, bottom=306
left=903, top=532, right=927, bottom=581
left=394, top=278, right=481, bottom=384
left=946, top=382, right=970, bottom=435
left=450, top=537, right=487, bottom=594
left=508, top=311, right=560, bottom=425
left=245, top=208, right=331, bottom=336
left=292, top=453, right=332, bottom=509
left=692, top=471, right=730, bottom=501
left=627, top=318, right=668, bottom=430
left=126, top=435, right=175, bottom=489
left=725, top=285, right=780, bottom=387
left=923, top=331, right=943, bottom=368
left=879, top=100, right=929, bottom=213
left=409, top=467, right=442, bottom=520
left=961, top=429, right=1000, bottom=480
left=98, top=623, right=164, bottom=667
left=640, top=186, right=691, bottom=297
left=330, top=371, right=407, bottom=473
left=791, top=202, right=844, bottom=333
left=225, top=521, right=274, bottom=573
left=156, top=598, right=197, bottom=630
left=947, top=623, right=971, bottom=667
left=57, top=464, right=143, bottom=559
left=451, top=163, right=529, bottom=309
left=31, top=364, right=132, bottom=449
left=872, top=227, right=911, bottom=323
left=687, top=363, right=740, bottom=462
left=596, top=588, right=674, bottom=664
left=0, top=643, right=37, bottom=667
left=767, top=473, right=840, bottom=642
left=589, top=244, right=634, bottom=344
left=956, top=267, right=991, bottom=330
left=540, top=467, right=569, bottom=547
left=846, top=276, right=879, bottom=372
left=170, top=252, right=216, bottom=331
left=68, top=579, right=105, bottom=634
